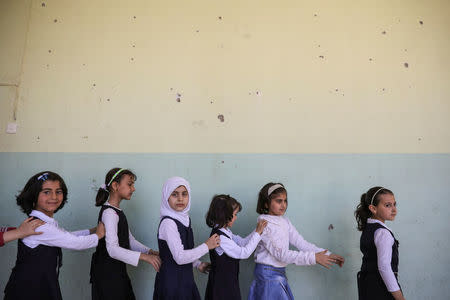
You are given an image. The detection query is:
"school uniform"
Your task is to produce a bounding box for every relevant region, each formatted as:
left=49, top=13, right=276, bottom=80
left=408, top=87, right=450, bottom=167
left=248, top=214, right=327, bottom=300
left=357, top=218, right=400, bottom=300
left=90, top=202, right=151, bottom=300
left=153, top=177, right=208, bottom=300
left=4, top=210, right=98, bottom=300
left=205, top=227, right=261, bottom=300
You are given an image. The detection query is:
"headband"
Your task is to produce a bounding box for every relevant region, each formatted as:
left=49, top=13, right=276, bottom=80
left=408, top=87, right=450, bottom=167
left=107, top=168, right=125, bottom=187
left=370, top=187, right=385, bottom=205
left=268, top=184, right=284, bottom=197
left=37, top=173, right=49, bottom=181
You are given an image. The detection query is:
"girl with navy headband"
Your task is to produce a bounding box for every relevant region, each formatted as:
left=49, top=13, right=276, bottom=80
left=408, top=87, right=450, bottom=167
left=355, top=187, right=405, bottom=300
left=90, top=168, right=161, bottom=300
left=4, top=171, right=105, bottom=300
left=248, top=182, right=345, bottom=300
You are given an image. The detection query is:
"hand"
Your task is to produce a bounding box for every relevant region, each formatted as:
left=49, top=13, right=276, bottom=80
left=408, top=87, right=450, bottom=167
left=148, top=249, right=159, bottom=256
left=392, top=290, right=406, bottom=300
left=140, top=253, right=162, bottom=272
left=205, top=234, right=220, bottom=250
left=255, top=219, right=268, bottom=235
left=95, top=222, right=105, bottom=239
left=315, top=250, right=334, bottom=269
left=17, top=217, right=44, bottom=238
left=197, top=262, right=211, bottom=274
left=329, top=253, right=345, bottom=267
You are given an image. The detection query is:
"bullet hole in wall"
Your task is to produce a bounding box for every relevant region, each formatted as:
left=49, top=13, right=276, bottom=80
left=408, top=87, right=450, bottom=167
left=419, top=20, right=423, bottom=25
left=381, top=31, right=386, bottom=34
left=404, top=62, right=409, bottom=68
left=328, top=224, right=334, bottom=231
left=217, top=114, right=224, bottom=122
left=319, top=55, right=324, bottom=59
left=176, top=93, right=182, bottom=102
left=41, top=2, right=45, bottom=7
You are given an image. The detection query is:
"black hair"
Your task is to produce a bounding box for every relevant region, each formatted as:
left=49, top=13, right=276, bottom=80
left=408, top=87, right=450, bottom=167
left=16, top=171, right=68, bottom=215
left=95, top=168, right=137, bottom=207
left=206, top=194, right=242, bottom=228
left=354, top=186, right=394, bottom=231
left=256, top=182, right=287, bottom=214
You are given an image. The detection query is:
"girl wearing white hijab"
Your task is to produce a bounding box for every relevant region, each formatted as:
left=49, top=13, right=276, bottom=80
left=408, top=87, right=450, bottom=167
left=153, top=177, right=220, bottom=300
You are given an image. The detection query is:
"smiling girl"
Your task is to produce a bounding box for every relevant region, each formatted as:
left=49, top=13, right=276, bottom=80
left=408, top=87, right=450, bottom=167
left=248, top=182, right=345, bottom=300
left=355, top=187, right=405, bottom=300
left=4, top=171, right=105, bottom=300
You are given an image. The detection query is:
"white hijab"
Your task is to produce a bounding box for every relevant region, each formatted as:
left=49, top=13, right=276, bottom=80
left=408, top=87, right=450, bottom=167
left=160, top=176, right=191, bottom=227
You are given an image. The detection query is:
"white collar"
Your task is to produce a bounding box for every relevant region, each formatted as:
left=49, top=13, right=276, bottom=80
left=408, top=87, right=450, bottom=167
left=368, top=218, right=392, bottom=231
left=30, top=210, right=58, bottom=226
left=258, top=214, right=287, bottom=225
left=105, top=201, right=122, bottom=211
left=219, top=227, right=232, bottom=237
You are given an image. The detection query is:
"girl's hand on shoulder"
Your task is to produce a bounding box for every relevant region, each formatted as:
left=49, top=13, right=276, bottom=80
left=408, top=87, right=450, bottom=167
left=95, top=222, right=105, bottom=239
left=205, top=233, right=220, bottom=250
left=141, top=253, right=161, bottom=272
left=148, top=249, right=159, bottom=256
left=17, top=217, right=44, bottom=238
left=197, top=262, right=211, bottom=274
left=329, top=253, right=345, bottom=267
left=255, top=219, right=268, bottom=235
left=315, top=250, right=334, bottom=269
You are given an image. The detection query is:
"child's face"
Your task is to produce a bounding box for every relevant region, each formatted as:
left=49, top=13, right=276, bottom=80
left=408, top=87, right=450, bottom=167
left=370, top=194, right=397, bottom=222
left=116, top=174, right=136, bottom=200
left=36, top=180, right=64, bottom=217
left=168, top=185, right=189, bottom=211
left=226, top=207, right=239, bottom=228
left=267, top=192, right=287, bottom=216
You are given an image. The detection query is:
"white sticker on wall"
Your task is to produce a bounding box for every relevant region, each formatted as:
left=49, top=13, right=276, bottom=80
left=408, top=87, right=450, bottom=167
left=6, top=123, right=17, bottom=134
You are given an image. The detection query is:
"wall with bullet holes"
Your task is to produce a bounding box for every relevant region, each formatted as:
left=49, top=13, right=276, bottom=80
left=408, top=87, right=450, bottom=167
left=1, top=0, right=449, bottom=299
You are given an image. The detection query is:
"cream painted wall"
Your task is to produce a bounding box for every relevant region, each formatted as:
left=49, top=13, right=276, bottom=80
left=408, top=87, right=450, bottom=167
left=1, top=0, right=449, bottom=153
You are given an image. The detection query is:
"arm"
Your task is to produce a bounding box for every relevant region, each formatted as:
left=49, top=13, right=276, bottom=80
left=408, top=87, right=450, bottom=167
left=260, top=223, right=316, bottom=266
left=220, top=232, right=262, bottom=259
left=159, top=219, right=209, bottom=265
left=102, top=209, right=143, bottom=266
left=374, top=228, right=402, bottom=297
left=129, top=230, right=151, bottom=253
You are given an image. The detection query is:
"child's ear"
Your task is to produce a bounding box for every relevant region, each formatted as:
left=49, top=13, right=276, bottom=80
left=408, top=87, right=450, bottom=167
left=111, top=181, right=119, bottom=192
left=368, top=204, right=377, bottom=215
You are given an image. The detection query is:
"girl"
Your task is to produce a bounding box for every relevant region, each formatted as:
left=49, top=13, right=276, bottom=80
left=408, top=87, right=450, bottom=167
left=204, top=194, right=267, bottom=300
left=248, top=182, right=345, bottom=300
left=90, top=168, right=161, bottom=300
left=1, top=217, right=44, bottom=247
left=355, top=187, right=405, bottom=300
left=4, top=171, right=105, bottom=300
left=153, top=176, right=221, bottom=300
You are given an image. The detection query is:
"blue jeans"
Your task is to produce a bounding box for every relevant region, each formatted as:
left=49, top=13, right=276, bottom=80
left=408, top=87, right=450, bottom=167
left=248, top=263, right=294, bottom=300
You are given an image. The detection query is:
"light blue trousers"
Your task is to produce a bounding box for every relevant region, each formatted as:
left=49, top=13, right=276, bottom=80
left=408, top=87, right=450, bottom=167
left=248, top=263, right=294, bottom=300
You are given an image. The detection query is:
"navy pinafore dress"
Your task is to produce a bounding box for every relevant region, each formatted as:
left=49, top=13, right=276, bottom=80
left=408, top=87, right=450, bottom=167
left=90, top=205, right=135, bottom=300
left=4, top=217, right=63, bottom=300
left=205, top=227, right=241, bottom=300
left=153, top=216, right=201, bottom=300
left=357, top=222, right=400, bottom=300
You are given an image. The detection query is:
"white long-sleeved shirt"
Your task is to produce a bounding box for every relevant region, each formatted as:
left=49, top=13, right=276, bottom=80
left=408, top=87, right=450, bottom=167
left=368, top=218, right=400, bottom=292
left=215, top=227, right=261, bottom=259
left=102, top=202, right=151, bottom=266
left=23, top=210, right=98, bottom=250
left=254, top=214, right=326, bottom=268
left=158, top=218, right=208, bottom=268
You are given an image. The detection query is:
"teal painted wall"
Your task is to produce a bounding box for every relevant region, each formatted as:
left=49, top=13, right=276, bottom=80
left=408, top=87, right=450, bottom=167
left=1, top=153, right=449, bottom=299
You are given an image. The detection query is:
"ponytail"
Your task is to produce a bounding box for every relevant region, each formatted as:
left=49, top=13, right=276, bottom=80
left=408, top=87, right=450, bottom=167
left=95, top=168, right=137, bottom=207
left=354, top=186, right=394, bottom=231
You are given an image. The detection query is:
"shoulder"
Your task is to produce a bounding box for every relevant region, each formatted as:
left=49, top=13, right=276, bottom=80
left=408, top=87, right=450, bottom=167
left=374, top=227, right=394, bottom=244
left=102, top=207, right=119, bottom=218
left=160, top=218, right=178, bottom=230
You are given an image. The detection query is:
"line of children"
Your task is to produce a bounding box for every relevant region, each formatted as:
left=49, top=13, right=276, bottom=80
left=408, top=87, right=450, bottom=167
left=355, top=187, right=404, bottom=300
left=2, top=169, right=404, bottom=300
